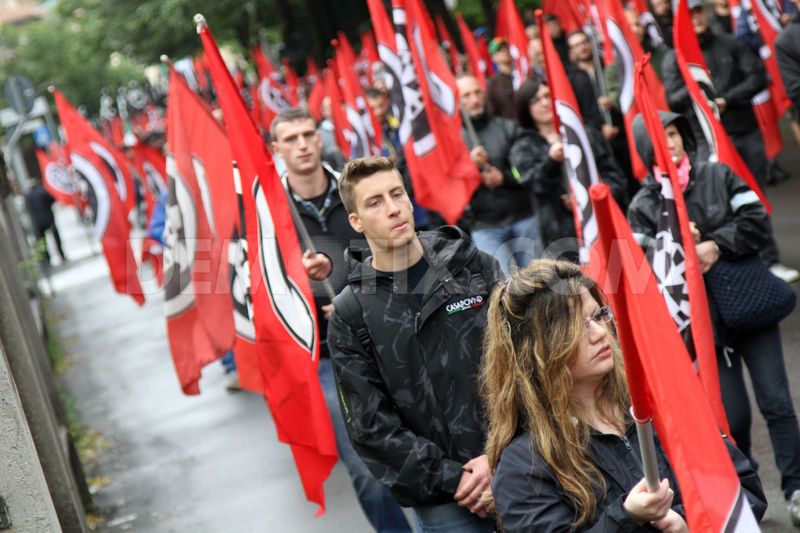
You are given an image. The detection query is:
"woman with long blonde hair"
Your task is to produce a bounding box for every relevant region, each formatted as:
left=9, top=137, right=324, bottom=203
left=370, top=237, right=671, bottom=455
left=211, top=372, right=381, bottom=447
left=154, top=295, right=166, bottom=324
left=481, top=259, right=764, bottom=532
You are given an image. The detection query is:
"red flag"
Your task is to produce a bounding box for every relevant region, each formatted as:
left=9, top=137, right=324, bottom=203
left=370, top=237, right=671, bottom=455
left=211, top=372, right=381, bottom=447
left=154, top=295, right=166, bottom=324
left=360, top=31, right=380, bottom=66
left=750, top=0, right=792, bottom=115
left=632, top=54, right=730, bottom=434
left=164, top=66, right=237, bottom=394
left=35, top=143, right=76, bottom=205
left=321, top=64, right=352, bottom=157
left=305, top=56, right=320, bottom=84
left=141, top=236, right=164, bottom=287
left=282, top=58, right=300, bottom=106
left=673, top=0, right=772, bottom=212
left=456, top=13, right=488, bottom=89
left=476, top=34, right=495, bottom=77
left=198, top=16, right=336, bottom=513
left=590, top=181, right=756, bottom=530
left=129, top=143, right=168, bottom=216
left=543, top=0, right=583, bottom=34
left=54, top=90, right=144, bottom=306
left=495, top=0, right=530, bottom=89
left=333, top=34, right=383, bottom=158
left=600, top=0, right=668, bottom=179
left=306, top=78, right=325, bottom=122
left=752, top=88, right=784, bottom=158
left=539, top=11, right=603, bottom=265
left=435, top=14, right=462, bottom=75
left=369, top=0, right=481, bottom=224
left=252, top=46, right=290, bottom=130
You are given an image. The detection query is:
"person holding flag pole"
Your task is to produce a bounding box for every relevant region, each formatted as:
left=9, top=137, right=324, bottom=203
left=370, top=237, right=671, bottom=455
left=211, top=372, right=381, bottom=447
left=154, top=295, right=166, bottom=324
left=481, top=260, right=766, bottom=532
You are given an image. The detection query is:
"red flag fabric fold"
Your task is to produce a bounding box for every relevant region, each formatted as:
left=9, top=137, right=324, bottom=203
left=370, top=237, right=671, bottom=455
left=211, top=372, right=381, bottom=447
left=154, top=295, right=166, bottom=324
left=456, top=13, right=488, bottom=89
left=198, top=18, right=336, bottom=513
left=590, top=182, right=757, bottom=532
left=632, top=53, right=729, bottom=434
left=495, top=0, right=530, bottom=89
left=164, top=66, right=237, bottom=394
left=54, top=90, right=144, bottom=306
left=435, top=14, right=462, bottom=75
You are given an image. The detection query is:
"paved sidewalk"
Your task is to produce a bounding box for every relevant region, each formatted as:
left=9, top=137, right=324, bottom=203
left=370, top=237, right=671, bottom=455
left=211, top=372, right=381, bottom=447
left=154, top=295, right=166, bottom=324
left=49, top=207, right=373, bottom=532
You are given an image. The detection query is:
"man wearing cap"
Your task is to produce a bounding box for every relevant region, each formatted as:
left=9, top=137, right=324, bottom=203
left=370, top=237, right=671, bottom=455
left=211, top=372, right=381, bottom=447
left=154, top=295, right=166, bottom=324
left=486, top=37, right=517, bottom=119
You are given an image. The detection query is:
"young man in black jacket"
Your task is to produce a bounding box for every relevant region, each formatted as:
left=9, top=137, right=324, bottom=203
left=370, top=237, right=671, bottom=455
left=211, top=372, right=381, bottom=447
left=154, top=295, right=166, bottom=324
left=328, top=156, right=502, bottom=532
left=271, top=108, right=412, bottom=533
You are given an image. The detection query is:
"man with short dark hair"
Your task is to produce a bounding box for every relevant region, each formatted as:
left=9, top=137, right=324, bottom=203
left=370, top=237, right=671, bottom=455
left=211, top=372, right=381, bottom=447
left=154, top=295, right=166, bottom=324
left=329, top=155, right=501, bottom=532
left=270, top=108, right=412, bottom=533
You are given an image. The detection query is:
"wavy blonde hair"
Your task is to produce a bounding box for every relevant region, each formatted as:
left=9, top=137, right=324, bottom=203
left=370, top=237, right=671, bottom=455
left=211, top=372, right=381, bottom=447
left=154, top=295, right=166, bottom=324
left=481, top=259, right=629, bottom=527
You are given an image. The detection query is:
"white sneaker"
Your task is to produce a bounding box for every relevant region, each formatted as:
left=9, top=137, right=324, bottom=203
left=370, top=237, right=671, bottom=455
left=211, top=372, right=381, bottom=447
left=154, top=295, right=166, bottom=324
left=770, top=263, right=800, bottom=284
left=789, top=489, right=800, bottom=527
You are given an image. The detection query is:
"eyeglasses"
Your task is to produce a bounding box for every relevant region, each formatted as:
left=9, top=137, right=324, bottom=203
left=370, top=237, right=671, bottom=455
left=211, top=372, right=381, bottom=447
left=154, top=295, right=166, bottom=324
left=583, top=306, right=614, bottom=332
left=529, top=93, right=551, bottom=105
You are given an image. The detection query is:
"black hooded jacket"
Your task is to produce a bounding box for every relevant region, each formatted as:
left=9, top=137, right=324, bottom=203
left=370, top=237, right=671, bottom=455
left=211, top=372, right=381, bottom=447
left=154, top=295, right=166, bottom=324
left=626, top=111, right=769, bottom=341
left=509, top=126, right=628, bottom=248
left=461, top=113, right=533, bottom=229
left=493, top=426, right=766, bottom=532
left=328, top=226, right=503, bottom=507
left=661, top=30, right=767, bottom=137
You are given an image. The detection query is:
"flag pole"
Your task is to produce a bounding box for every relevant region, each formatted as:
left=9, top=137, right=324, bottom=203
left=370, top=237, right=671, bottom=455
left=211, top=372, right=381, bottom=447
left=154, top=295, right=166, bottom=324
left=631, top=409, right=660, bottom=492
left=587, top=26, right=613, bottom=125
left=460, top=107, right=481, bottom=149
left=281, top=181, right=337, bottom=300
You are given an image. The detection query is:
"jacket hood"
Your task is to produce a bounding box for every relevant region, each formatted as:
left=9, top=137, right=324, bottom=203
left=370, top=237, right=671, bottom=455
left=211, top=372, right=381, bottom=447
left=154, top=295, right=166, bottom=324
left=632, top=110, right=696, bottom=171
left=344, top=225, right=478, bottom=286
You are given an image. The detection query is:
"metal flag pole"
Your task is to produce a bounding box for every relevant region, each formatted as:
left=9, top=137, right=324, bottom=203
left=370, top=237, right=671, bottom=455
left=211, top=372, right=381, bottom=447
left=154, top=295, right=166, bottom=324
left=460, top=106, right=481, bottom=149
left=588, top=26, right=614, bottom=125
left=631, top=408, right=661, bottom=491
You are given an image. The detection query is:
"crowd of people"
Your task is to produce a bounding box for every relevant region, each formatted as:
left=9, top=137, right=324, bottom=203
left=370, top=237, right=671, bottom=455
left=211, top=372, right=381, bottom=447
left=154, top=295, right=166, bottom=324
left=264, top=1, right=800, bottom=532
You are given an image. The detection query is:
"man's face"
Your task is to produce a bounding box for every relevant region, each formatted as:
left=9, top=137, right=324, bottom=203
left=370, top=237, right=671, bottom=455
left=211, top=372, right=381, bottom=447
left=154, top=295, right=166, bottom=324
left=491, top=44, right=512, bottom=66
left=270, top=118, right=322, bottom=176
left=664, top=123, right=686, bottom=163
left=457, top=76, right=486, bottom=118
left=568, top=32, right=593, bottom=63
left=651, top=0, right=672, bottom=17
left=625, top=9, right=645, bottom=43
left=545, top=19, right=562, bottom=39
left=691, top=6, right=709, bottom=34
left=366, top=94, right=390, bottom=123
left=348, top=169, right=415, bottom=251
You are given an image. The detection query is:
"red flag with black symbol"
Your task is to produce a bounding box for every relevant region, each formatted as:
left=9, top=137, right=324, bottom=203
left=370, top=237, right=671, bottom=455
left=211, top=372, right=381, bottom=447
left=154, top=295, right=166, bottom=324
left=252, top=46, right=290, bottom=131
left=368, top=0, right=481, bottom=224
left=435, top=14, right=462, bottom=75
left=35, top=143, right=77, bottom=205
left=495, top=0, right=530, bottom=89
left=539, top=11, right=602, bottom=266
left=57, top=96, right=136, bottom=215
left=333, top=34, right=383, bottom=158
left=163, top=66, right=237, bottom=394
left=632, top=54, right=730, bottom=434
left=456, top=13, right=488, bottom=89
left=198, top=17, right=336, bottom=513
left=54, top=90, right=144, bottom=306
left=129, top=142, right=168, bottom=220
left=673, top=0, right=772, bottom=212
left=599, top=0, right=668, bottom=179
left=590, top=182, right=758, bottom=532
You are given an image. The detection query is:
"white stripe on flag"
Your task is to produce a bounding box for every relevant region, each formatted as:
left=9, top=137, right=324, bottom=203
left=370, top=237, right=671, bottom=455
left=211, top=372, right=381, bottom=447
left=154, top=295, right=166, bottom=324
left=724, top=487, right=760, bottom=533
